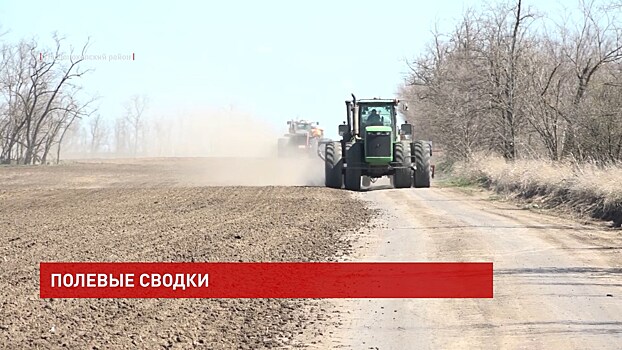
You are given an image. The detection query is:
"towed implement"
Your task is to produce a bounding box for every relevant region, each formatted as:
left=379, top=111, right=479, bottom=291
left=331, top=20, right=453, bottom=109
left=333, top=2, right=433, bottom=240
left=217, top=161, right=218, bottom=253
left=277, top=119, right=325, bottom=157
left=318, top=95, right=431, bottom=190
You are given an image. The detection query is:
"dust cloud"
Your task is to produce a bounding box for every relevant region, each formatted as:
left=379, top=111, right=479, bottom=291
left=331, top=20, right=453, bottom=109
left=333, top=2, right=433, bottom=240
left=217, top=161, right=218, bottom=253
left=68, top=108, right=326, bottom=187
left=143, top=109, right=278, bottom=158
left=149, top=109, right=325, bottom=186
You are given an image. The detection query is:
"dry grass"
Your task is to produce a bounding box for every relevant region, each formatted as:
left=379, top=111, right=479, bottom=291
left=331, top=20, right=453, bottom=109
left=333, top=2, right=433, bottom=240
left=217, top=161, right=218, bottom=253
left=449, top=154, right=622, bottom=227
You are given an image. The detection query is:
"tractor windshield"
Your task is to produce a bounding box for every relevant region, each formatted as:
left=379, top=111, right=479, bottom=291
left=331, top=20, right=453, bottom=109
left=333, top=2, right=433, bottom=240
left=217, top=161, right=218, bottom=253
left=360, top=105, right=392, bottom=129
left=296, top=122, right=312, bottom=131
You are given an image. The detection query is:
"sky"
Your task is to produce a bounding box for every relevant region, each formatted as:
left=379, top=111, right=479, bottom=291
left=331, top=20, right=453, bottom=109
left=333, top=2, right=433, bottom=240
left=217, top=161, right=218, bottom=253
left=0, top=0, right=566, bottom=139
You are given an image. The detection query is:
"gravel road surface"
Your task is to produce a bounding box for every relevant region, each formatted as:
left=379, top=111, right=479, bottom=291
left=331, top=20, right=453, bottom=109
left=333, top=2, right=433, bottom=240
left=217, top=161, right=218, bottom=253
left=329, top=186, right=622, bottom=349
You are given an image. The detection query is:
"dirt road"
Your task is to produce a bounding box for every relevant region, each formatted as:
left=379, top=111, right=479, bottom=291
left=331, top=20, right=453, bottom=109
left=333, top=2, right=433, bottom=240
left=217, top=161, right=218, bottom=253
left=329, top=186, right=622, bottom=349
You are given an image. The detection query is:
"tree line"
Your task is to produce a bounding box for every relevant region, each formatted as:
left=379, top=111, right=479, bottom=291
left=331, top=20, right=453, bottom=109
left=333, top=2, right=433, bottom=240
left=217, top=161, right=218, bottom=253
left=61, top=95, right=149, bottom=158
left=0, top=34, right=96, bottom=164
left=0, top=33, right=156, bottom=163
left=1, top=32, right=272, bottom=162
left=401, top=0, right=622, bottom=164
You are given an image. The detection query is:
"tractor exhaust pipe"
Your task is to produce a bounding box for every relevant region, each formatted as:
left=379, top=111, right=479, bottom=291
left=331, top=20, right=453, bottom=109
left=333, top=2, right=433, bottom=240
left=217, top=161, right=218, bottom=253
left=351, top=93, right=359, bottom=137
left=345, top=101, right=352, bottom=132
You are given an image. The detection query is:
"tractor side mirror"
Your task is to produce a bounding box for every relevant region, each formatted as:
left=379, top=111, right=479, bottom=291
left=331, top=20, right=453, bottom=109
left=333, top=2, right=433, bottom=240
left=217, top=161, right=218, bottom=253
left=287, top=121, right=291, bottom=125
left=338, top=124, right=349, bottom=136
left=400, top=123, right=412, bottom=135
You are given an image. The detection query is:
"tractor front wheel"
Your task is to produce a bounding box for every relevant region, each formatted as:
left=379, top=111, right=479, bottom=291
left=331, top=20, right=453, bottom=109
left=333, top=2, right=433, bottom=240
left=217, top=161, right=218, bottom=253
left=324, top=142, right=343, bottom=188
left=344, top=142, right=362, bottom=191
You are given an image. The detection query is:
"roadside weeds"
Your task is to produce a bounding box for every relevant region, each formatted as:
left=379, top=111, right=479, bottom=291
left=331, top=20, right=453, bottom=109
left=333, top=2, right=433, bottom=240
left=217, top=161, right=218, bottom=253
left=440, top=156, right=622, bottom=228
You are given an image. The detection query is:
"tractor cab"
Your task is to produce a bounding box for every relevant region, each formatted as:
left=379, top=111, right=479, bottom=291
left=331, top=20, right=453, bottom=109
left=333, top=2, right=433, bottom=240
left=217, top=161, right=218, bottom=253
left=358, top=100, right=396, bottom=134
left=340, top=98, right=409, bottom=141
left=288, top=120, right=317, bottom=134
left=295, top=121, right=310, bottom=131
left=354, top=100, right=398, bottom=165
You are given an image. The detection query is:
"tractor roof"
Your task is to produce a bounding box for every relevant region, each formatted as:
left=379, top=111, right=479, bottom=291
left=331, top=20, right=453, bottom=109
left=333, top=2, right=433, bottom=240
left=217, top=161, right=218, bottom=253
left=353, top=98, right=398, bottom=104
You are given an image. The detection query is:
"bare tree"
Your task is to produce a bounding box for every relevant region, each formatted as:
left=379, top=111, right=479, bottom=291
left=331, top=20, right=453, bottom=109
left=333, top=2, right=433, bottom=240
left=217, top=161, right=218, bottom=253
left=123, top=95, right=148, bottom=156
left=0, top=34, right=95, bottom=164
left=88, top=113, right=109, bottom=154
left=53, top=94, right=96, bottom=163
left=401, top=0, right=622, bottom=165
left=114, top=117, right=129, bottom=155
left=561, top=0, right=622, bottom=159
left=487, top=0, right=536, bottom=159
left=402, top=1, right=536, bottom=160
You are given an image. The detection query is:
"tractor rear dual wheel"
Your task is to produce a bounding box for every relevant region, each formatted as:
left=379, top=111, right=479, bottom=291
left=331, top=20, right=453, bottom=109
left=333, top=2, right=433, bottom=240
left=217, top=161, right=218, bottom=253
left=413, top=140, right=431, bottom=188
left=393, top=142, right=413, bottom=188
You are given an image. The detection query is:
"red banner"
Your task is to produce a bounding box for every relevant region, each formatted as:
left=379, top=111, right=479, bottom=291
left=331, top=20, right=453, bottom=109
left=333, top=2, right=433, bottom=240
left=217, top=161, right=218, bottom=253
left=40, top=262, right=493, bottom=298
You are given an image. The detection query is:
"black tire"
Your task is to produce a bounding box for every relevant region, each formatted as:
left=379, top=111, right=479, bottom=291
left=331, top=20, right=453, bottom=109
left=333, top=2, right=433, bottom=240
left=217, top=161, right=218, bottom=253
left=393, top=142, right=412, bottom=188
left=413, top=140, right=431, bottom=188
left=344, top=142, right=362, bottom=191
left=324, top=142, right=343, bottom=188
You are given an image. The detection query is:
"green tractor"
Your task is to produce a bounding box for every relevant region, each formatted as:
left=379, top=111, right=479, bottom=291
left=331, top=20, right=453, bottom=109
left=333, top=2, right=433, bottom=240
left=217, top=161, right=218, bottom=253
left=321, top=94, right=431, bottom=191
